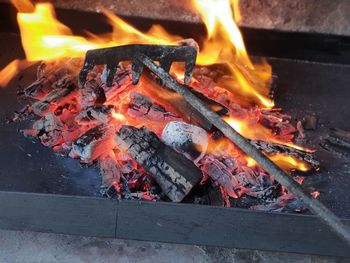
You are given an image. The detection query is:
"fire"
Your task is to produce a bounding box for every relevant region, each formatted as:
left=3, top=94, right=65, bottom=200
left=1, top=0, right=314, bottom=173
left=193, top=0, right=274, bottom=108
left=5, top=0, right=272, bottom=107
left=103, top=9, right=181, bottom=46
left=17, top=3, right=109, bottom=61
left=269, top=155, right=310, bottom=172
left=0, top=60, right=21, bottom=87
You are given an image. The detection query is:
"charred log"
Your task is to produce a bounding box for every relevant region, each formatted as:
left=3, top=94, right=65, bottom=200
left=115, top=125, right=203, bottom=202
left=69, top=124, right=115, bottom=163
left=98, top=151, right=121, bottom=188
left=24, top=59, right=82, bottom=98
left=141, top=75, right=228, bottom=131
left=76, top=105, right=114, bottom=124
left=32, top=83, right=76, bottom=115
left=250, top=139, right=319, bottom=168
left=79, top=79, right=106, bottom=107
left=127, top=92, right=180, bottom=122
left=31, top=112, right=65, bottom=147
left=327, top=128, right=350, bottom=150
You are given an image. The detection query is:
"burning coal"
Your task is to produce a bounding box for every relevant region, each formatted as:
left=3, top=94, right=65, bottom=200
left=2, top=0, right=319, bottom=211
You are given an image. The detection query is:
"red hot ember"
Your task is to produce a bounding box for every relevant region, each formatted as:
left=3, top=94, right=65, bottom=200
left=4, top=0, right=319, bottom=212
left=14, top=56, right=318, bottom=211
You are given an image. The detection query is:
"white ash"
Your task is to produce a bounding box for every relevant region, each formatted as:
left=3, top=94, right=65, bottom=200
left=161, top=121, right=208, bottom=163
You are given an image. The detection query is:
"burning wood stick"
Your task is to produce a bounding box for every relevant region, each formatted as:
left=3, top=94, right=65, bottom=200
left=250, top=139, right=319, bottom=168
left=115, top=125, right=203, bottom=202
left=135, top=53, right=350, bottom=245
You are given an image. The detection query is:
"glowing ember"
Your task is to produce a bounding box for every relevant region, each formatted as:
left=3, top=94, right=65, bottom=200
left=311, top=191, right=320, bottom=199
left=2, top=0, right=319, bottom=209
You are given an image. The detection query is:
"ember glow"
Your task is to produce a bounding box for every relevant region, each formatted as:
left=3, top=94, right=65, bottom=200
left=2, top=0, right=319, bottom=208
left=0, top=60, right=21, bottom=87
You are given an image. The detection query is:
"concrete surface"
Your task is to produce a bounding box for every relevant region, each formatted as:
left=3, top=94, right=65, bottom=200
left=0, top=229, right=346, bottom=263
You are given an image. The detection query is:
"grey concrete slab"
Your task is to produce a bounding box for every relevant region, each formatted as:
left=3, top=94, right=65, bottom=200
left=0, top=230, right=344, bottom=263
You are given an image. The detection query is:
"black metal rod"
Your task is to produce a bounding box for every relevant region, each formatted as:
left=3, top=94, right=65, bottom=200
left=136, top=53, right=350, bottom=246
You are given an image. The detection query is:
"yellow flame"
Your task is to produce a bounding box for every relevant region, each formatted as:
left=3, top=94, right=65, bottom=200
left=112, top=112, right=126, bottom=121
left=103, top=9, right=181, bottom=46
left=16, top=3, right=111, bottom=61
left=0, top=60, right=21, bottom=87
left=4, top=1, right=312, bottom=172
left=194, top=0, right=274, bottom=108
left=270, top=155, right=310, bottom=172
left=232, top=0, right=241, bottom=23
left=12, top=1, right=273, bottom=108
left=224, top=116, right=312, bottom=171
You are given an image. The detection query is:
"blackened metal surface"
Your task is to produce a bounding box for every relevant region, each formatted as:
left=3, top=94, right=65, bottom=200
left=117, top=200, right=350, bottom=257
left=271, top=58, right=350, bottom=218
left=0, top=191, right=118, bottom=237
left=0, top=34, right=101, bottom=196
left=0, top=191, right=349, bottom=256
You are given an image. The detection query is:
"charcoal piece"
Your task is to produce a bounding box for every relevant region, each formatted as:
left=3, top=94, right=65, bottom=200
left=251, top=193, right=306, bottom=213
left=161, top=121, right=208, bottom=162
left=127, top=92, right=180, bottom=121
left=33, top=112, right=64, bottom=147
left=206, top=185, right=225, bottom=206
left=200, top=155, right=239, bottom=198
left=77, top=105, right=114, bottom=124
left=32, top=83, right=75, bottom=115
left=24, top=59, right=81, bottom=98
left=245, top=185, right=278, bottom=199
left=326, top=128, right=350, bottom=150
left=230, top=194, right=264, bottom=209
left=70, top=124, right=115, bottom=163
left=98, top=152, right=121, bottom=188
left=249, top=139, right=319, bottom=168
left=79, top=79, right=106, bottom=107
left=115, top=125, right=203, bottom=202
left=303, top=114, right=318, bottom=130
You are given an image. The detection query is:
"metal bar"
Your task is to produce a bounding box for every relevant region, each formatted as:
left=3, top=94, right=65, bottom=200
left=136, top=53, right=350, bottom=246
left=117, top=200, right=350, bottom=257
left=0, top=191, right=349, bottom=256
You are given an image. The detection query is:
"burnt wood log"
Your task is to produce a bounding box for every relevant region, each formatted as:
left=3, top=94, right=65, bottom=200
left=249, top=139, right=319, bottom=168
left=79, top=79, right=106, bottom=107
left=69, top=124, right=115, bottom=163
left=99, top=151, right=121, bottom=188
left=327, top=128, right=350, bottom=150
left=127, top=92, right=180, bottom=122
left=115, top=125, right=203, bottom=202
left=32, top=83, right=76, bottom=115
left=141, top=75, right=228, bottom=131
left=76, top=105, right=114, bottom=124
left=24, top=59, right=81, bottom=98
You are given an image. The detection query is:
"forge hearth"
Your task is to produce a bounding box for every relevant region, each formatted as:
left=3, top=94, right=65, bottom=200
left=0, top=1, right=350, bottom=257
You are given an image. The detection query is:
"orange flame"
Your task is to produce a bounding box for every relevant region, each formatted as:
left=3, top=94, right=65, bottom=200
left=10, top=0, right=34, bottom=13
left=1, top=0, right=313, bottom=172
left=0, top=60, right=21, bottom=87
left=194, top=0, right=274, bottom=108
left=224, top=116, right=312, bottom=170
left=16, top=3, right=111, bottom=61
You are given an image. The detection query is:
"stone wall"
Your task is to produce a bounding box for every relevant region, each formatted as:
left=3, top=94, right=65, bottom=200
left=2, top=0, right=350, bottom=35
